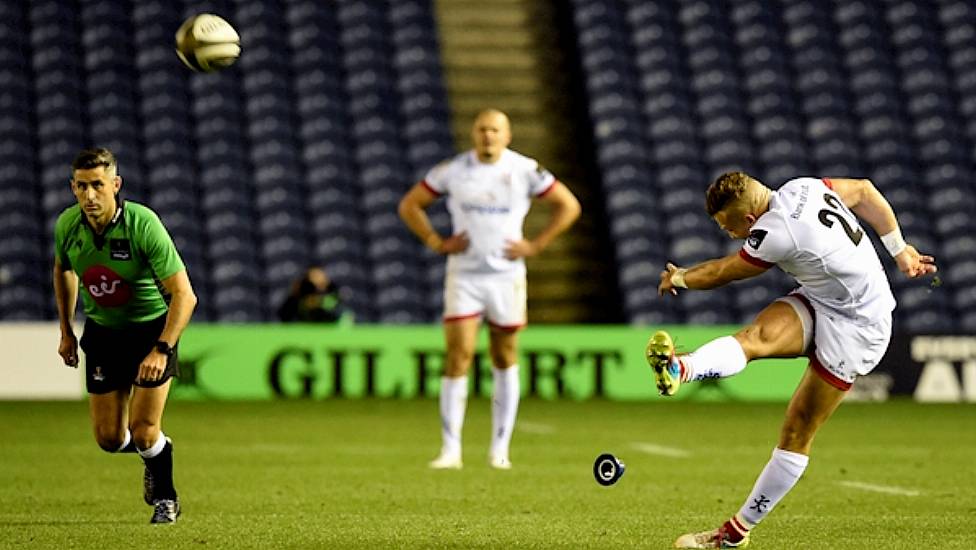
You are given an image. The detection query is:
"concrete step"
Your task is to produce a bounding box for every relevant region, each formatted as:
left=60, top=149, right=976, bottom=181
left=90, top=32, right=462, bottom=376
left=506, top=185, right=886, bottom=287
left=528, top=278, right=608, bottom=302
left=435, top=6, right=529, bottom=28
left=527, top=304, right=591, bottom=324
left=437, top=28, right=534, bottom=48
left=445, top=72, right=541, bottom=93
left=434, top=0, right=620, bottom=323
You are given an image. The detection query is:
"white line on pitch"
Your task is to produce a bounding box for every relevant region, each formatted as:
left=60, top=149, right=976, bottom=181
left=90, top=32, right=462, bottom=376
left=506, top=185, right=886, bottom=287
left=837, top=481, right=921, bottom=496
left=630, top=442, right=691, bottom=458
left=518, top=421, right=555, bottom=434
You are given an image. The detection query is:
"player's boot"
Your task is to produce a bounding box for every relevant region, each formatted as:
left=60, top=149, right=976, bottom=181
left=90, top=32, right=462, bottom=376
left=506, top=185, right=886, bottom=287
left=143, top=436, right=172, bottom=505
left=489, top=455, right=512, bottom=470
left=645, top=330, right=682, bottom=396
left=674, top=519, right=750, bottom=548
left=428, top=450, right=463, bottom=470
left=150, top=499, right=181, bottom=524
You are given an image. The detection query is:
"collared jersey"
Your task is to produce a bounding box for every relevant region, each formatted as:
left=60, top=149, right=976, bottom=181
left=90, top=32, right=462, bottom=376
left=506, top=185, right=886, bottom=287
left=422, top=149, right=557, bottom=274
left=739, top=177, right=896, bottom=323
left=54, top=201, right=185, bottom=328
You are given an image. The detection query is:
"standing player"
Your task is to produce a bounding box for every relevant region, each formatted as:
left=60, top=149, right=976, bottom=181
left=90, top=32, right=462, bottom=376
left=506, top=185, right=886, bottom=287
left=53, top=148, right=197, bottom=523
left=398, top=109, right=581, bottom=470
left=648, top=172, right=936, bottom=548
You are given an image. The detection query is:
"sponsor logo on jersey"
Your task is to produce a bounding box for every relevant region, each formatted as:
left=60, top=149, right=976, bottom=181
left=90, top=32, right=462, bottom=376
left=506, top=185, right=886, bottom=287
left=110, top=239, right=131, bottom=260
left=747, top=229, right=768, bottom=249
left=460, top=202, right=511, bottom=215
left=82, top=265, right=132, bottom=307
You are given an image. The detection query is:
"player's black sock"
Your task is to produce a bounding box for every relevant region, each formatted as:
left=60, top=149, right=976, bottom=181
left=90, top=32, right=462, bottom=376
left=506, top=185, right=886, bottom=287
left=142, top=440, right=177, bottom=501
left=113, top=430, right=137, bottom=453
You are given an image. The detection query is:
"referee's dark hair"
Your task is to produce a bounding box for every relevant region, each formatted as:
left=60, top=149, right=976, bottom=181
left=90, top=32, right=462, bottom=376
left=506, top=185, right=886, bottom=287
left=71, top=147, right=118, bottom=177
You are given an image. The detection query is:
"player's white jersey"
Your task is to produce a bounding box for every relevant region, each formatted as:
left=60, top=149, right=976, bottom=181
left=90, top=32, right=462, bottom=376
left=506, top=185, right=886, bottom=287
left=740, top=177, right=896, bottom=323
left=422, top=149, right=556, bottom=275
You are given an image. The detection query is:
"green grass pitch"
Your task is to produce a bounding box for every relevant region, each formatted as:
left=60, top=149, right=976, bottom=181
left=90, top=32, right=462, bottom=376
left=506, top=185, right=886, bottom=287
left=1, top=398, right=973, bottom=548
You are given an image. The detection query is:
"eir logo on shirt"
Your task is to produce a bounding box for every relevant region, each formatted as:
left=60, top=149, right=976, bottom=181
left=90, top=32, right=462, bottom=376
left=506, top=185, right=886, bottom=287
left=81, top=265, right=132, bottom=307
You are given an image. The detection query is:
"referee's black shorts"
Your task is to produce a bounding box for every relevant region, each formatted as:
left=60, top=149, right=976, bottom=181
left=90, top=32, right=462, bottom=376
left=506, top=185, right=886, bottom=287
left=79, top=314, right=180, bottom=394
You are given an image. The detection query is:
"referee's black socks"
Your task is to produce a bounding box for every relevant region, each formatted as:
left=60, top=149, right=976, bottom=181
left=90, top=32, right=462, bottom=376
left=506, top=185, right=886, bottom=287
left=112, top=429, right=137, bottom=453
left=138, top=433, right=177, bottom=501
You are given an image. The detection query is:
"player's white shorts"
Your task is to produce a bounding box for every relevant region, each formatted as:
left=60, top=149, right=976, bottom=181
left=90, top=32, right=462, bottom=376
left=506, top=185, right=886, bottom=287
left=443, top=271, right=527, bottom=330
left=778, top=288, right=892, bottom=391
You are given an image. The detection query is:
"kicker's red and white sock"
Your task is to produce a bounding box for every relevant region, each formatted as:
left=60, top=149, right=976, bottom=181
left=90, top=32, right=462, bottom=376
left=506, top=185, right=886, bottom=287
left=679, top=336, right=748, bottom=382
left=721, top=514, right=752, bottom=544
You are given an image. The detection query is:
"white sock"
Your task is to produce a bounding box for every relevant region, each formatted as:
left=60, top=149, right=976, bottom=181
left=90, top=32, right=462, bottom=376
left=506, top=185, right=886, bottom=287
left=439, top=376, right=468, bottom=456
left=116, top=429, right=132, bottom=452
left=490, top=365, right=520, bottom=460
left=736, top=447, right=809, bottom=526
left=681, top=336, right=748, bottom=382
left=137, top=431, right=167, bottom=459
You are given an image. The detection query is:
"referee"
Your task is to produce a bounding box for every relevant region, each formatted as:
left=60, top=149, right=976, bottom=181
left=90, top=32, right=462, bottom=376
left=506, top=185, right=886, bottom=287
left=53, top=148, right=197, bottom=524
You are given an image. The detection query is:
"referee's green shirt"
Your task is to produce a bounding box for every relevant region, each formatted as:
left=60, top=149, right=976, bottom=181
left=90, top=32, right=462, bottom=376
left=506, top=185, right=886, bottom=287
left=54, top=201, right=185, bottom=328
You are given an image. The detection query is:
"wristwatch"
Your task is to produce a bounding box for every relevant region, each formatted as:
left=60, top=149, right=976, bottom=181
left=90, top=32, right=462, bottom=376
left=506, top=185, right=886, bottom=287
left=154, top=341, right=175, bottom=357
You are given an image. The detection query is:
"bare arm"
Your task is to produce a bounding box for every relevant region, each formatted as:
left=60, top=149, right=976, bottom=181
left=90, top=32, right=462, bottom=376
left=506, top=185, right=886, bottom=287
left=53, top=258, right=80, bottom=366
left=829, top=178, right=897, bottom=235
left=138, top=269, right=197, bottom=382
left=658, top=252, right=769, bottom=296
left=506, top=182, right=582, bottom=259
left=829, top=178, right=937, bottom=278
left=157, top=269, right=197, bottom=347
left=397, top=182, right=468, bottom=254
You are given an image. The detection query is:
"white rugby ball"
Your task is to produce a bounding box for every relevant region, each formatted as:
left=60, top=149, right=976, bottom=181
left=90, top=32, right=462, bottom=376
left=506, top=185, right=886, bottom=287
left=175, top=13, right=241, bottom=73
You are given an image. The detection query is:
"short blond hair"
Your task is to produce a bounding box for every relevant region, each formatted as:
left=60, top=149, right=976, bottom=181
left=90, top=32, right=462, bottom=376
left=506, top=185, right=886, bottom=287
left=705, top=171, right=765, bottom=216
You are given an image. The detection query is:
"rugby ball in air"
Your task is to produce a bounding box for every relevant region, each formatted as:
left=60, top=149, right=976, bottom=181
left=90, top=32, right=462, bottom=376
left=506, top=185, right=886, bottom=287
left=175, top=13, right=241, bottom=73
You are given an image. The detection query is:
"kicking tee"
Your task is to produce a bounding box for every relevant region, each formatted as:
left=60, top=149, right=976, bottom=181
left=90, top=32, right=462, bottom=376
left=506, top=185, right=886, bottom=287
left=738, top=177, right=896, bottom=323
left=54, top=201, right=185, bottom=328
left=422, top=149, right=556, bottom=275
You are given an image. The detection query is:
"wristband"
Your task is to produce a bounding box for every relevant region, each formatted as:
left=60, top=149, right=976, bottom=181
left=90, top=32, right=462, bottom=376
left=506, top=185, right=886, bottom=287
left=880, top=229, right=907, bottom=257
left=670, top=268, right=689, bottom=289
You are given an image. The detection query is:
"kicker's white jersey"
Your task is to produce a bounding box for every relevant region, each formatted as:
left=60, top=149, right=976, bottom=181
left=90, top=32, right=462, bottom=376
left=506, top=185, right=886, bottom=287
left=739, top=177, right=896, bottom=323
left=422, top=149, right=556, bottom=275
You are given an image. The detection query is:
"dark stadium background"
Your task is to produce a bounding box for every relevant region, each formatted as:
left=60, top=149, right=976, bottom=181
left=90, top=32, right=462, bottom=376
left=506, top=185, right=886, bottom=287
left=2, top=0, right=973, bottom=331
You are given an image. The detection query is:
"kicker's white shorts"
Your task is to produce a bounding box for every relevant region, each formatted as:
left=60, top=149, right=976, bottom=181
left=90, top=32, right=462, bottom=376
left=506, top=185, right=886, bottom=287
left=778, top=288, right=892, bottom=391
left=443, top=271, right=527, bottom=330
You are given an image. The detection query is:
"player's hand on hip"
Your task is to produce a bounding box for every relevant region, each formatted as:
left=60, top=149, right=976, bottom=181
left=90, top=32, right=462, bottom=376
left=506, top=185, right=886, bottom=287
left=439, top=231, right=470, bottom=254
left=895, top=245, right=937, bottom=278
left=139, top=351, right=167, bottom=383
left=58, top=333, right=79, bottom=367
left=504, top=238, right=538, bottom=259
left=658, top=262, right=681, bottom=297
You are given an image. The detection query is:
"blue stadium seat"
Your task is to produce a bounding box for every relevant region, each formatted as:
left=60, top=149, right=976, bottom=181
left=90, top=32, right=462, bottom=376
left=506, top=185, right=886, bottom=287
left=212, top=287, right=265, bottom=323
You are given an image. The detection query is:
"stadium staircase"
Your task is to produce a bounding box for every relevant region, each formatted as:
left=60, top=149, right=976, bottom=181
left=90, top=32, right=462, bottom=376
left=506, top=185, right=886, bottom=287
left=432, top=0, right=622, bottom=323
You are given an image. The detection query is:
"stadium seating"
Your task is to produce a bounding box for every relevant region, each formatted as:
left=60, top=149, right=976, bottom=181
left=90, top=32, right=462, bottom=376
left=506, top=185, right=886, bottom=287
left=568, top=0, right=975, bottom=331
left=0, top=2, right=44, bottom=320
left=4, top=0, right=975, bottom=332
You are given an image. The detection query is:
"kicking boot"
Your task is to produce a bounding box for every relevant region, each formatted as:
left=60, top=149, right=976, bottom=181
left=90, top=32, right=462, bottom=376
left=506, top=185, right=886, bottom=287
left=645, top=330, right=682, bottom=396
left=150, top=499, right=181, bottom=524
left=674, top=519, right=750, bottom=548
